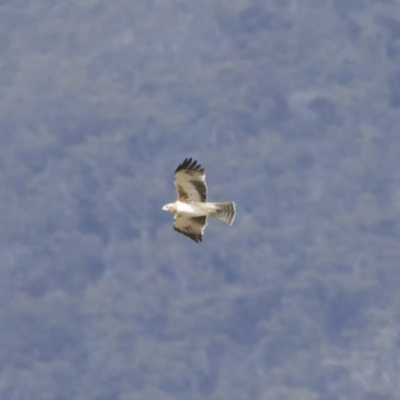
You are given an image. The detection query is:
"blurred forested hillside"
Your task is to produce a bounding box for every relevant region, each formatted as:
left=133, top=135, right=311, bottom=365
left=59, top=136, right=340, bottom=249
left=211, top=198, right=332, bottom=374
left=1, top=0, right=400, bottom=399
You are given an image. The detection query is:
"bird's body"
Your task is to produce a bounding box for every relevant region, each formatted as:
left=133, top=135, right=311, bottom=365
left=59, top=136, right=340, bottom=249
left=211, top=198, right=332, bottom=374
left=162, top=158, right=236, bottom=242
left=164, top=200, right=208, bottom=215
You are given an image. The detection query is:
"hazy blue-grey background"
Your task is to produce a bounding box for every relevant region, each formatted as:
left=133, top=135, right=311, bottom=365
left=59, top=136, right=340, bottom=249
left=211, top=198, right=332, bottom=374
left=1, top=1, right=400, bottom=399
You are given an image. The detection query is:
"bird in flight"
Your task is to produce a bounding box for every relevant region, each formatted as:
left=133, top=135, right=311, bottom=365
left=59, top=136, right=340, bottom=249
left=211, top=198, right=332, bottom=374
left=162, top=158, right=236, bottom=242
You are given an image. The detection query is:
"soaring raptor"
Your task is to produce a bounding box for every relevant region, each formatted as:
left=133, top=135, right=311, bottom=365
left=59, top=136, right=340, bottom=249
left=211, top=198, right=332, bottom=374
left=162, top=158, right=236, bottom=242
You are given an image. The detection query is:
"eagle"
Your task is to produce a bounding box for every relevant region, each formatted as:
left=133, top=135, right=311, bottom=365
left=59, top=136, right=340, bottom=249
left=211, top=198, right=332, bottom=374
left=162, top=158, right=236, bottom=242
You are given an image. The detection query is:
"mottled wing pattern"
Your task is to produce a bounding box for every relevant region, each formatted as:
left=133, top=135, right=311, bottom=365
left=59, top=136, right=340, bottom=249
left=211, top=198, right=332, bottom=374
left=174, top=215, right=208, bottom=243
left=174, top=158, right=207, bottom=202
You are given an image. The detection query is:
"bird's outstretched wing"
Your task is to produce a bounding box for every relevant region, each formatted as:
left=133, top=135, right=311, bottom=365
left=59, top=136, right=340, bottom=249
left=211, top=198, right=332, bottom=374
left=174, top=158, right=207, bottom=202
left=173, top=215, right=208, bottom=243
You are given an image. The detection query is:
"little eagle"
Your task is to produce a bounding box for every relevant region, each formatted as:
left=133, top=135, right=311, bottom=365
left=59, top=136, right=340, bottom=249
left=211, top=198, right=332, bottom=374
left=162, top=157, right=236, bottom=242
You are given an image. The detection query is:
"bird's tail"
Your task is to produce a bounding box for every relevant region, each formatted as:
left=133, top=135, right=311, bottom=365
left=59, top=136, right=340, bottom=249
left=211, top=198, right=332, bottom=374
left=207, top=202, right=236, bottom=225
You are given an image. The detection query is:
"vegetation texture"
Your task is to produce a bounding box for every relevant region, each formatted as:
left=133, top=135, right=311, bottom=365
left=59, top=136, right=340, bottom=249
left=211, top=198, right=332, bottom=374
left=1, top=0, right=400, bottom=399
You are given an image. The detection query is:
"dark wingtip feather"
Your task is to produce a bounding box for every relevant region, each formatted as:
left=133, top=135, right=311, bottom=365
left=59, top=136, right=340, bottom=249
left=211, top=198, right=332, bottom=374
left=173, top=226, right=203, bottom=243
left=175, top=157, right=204, bottom=173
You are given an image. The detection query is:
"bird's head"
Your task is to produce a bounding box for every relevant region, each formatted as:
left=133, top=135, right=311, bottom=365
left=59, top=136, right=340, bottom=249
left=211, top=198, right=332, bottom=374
left=162, top=203, right=175, bottom=213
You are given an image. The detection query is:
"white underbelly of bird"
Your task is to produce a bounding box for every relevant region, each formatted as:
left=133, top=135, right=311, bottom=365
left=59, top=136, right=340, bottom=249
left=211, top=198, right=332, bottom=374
left=175, top=200, right=235, bottom=225
left=175, top=201, right=210, bottom=215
